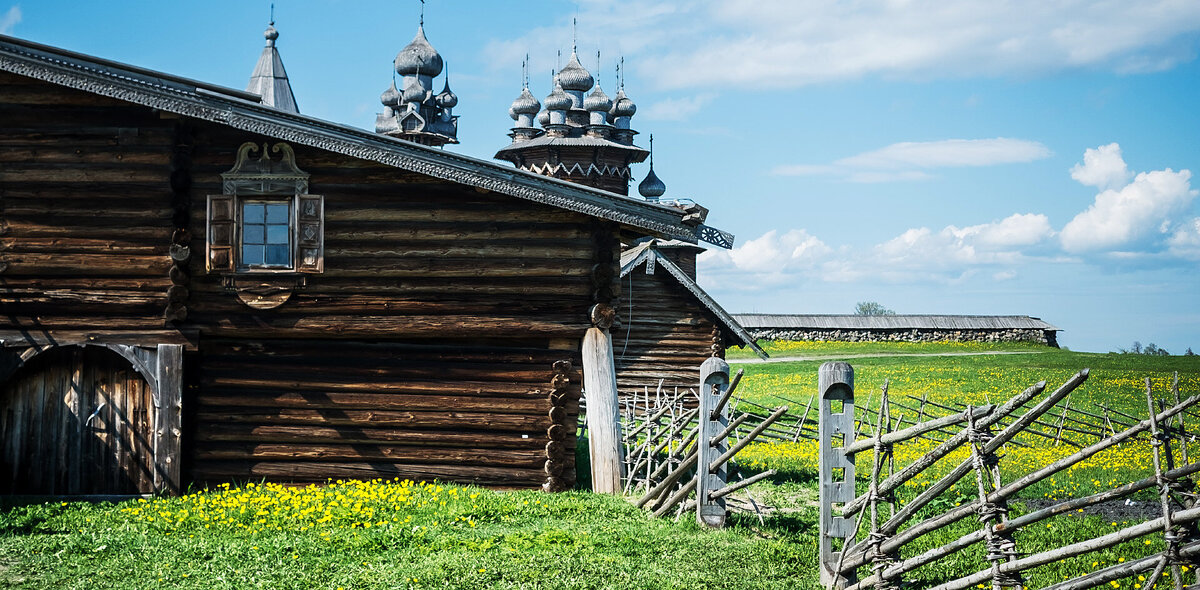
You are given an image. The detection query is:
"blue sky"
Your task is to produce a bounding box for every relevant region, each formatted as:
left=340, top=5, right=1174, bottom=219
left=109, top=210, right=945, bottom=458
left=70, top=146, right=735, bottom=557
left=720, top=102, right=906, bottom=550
left=4, top=1, right=1199, bottom=353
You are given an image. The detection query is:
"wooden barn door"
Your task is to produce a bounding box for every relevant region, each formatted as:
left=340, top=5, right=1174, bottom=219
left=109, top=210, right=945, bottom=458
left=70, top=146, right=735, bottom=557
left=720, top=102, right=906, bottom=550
left=0, top=346, right=158, bottom=495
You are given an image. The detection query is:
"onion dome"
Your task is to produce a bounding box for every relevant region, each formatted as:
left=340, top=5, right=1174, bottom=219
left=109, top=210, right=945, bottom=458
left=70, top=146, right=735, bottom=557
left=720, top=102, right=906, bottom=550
left=401, top=76, right=426, bottom=104
left=638, top=167, right=666, bottom=199
left=394, top=26, right=444, bottom=78
left=584, top=85, right=612, bottom=113
left=610, top=89, right=637, bottom=118
left=436, top=79, right=458, bottom=109
left=556, top=52, right=594, bottom=92
left=509, top=88, right=540, bottom=120
left=380, top=81, right=401, bottom=107
left=264, top=23, right=279, bottom=46
left=544, top=81, right=571, bottom=111
left=537, top=109, right=551, bottom=126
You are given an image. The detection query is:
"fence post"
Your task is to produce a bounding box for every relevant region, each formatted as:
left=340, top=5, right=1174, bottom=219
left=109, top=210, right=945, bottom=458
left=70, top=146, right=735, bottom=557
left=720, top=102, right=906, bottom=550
left=583, top=312, right=623, bottom=493
left=820, top=361, right=856, bottom=588
left=697, top=356, right=731, bottom=528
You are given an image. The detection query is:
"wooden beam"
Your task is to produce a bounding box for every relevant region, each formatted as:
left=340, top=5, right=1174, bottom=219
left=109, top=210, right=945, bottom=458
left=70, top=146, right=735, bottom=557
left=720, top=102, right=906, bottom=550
left=582, top=326, right=622, bottom=493
left=154, top=343, right=183, bottom=495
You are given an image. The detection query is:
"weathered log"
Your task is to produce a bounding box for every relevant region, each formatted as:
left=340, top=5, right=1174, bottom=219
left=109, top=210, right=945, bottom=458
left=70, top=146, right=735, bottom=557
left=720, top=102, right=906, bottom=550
left=843, top=404, right=994, bottom=454
left=583, top=327, right=623, bottom=494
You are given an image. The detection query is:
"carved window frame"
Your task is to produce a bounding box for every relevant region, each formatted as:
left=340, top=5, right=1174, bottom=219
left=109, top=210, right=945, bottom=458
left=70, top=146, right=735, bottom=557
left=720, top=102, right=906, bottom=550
left=206, top=142, right=324, bottom=275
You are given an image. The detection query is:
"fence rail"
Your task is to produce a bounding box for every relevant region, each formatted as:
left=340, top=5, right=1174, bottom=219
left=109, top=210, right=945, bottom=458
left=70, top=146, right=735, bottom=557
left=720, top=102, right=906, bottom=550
left=820, top=363, right=1200, bottom=590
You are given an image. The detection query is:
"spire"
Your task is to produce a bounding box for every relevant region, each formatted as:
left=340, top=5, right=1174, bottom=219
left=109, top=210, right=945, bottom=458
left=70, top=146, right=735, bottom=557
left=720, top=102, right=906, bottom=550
left=246, top=13, right=299, bottom=114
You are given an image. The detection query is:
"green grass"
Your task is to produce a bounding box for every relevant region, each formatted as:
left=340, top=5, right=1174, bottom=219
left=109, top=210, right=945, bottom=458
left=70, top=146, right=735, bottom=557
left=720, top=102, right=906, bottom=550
left=0, top=481, right=815, bottom=590
left=4, top=341, right=1199, bottom=589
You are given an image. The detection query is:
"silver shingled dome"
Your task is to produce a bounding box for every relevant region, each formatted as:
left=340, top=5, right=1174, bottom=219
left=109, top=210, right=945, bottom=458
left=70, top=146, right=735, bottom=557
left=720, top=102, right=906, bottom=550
left=436, top=79, right=458, bottom=109
left=509, top=88, right=540, bottom=118
left=380, top=82, right=401, bottom=107
left=609, top=89, right=636, bottom=118
left=583, top=85, right=612, bottom=112
left=401, top=76, right=427, bottom=104
left=544, top=81, right=572, bottom=111
left=556, top=52, right=594, bottom=92
left=638, top=167, right=666, bottom=199
left=394, top=26, right=444, bottom=77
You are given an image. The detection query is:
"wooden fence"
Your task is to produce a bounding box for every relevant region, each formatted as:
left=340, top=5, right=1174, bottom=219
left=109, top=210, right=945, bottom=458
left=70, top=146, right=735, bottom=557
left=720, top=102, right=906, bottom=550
left=820, top=362, right=1200, bottom=590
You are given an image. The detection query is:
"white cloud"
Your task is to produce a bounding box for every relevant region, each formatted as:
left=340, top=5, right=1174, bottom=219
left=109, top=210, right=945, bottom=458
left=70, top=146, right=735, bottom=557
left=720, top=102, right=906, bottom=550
left=1168, top=219, right=1200, bottom=260
left=700, top=229, right=832, bottom=288
left=1060, top=145, right=1197, bottom=253
left=0, top=6, right=20, bottom=35
left=702, top=213, right=1052, bottom=289
left=773, top=138, right=1052, bottom=182
left=486, top=2, right=1200, bottom=93
left=950, top=213, right=1055, bottom=249
left=1070, top=143, right=1132, bottom=191
left=640, top=93, right=715, bottom=121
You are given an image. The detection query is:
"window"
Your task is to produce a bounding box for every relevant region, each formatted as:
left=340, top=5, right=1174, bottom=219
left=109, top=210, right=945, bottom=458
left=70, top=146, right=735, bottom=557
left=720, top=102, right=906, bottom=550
left=240, top=202, right=291, bottom=268
left=206, top=142, right=323, bottom=275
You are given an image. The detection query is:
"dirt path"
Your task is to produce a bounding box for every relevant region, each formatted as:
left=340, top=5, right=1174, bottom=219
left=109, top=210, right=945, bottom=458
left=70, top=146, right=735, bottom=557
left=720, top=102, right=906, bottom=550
left=732, top=350, right=1049, bottom=364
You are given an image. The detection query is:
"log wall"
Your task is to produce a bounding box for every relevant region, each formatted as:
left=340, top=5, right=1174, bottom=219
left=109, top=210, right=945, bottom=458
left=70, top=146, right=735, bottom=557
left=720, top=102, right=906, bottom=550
left=1, top=72, right=600, bottom=491
left=612, top=265, right=720, bottom=399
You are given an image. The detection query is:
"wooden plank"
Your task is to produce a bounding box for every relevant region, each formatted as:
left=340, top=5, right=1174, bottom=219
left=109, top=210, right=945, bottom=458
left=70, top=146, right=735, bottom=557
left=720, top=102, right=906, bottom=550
left=192, top=408, right=551, bottom=432
left=154, top=344, right=183, bottom=495
left=196, top=392, right=554, bottom=414
left=193, top=443, right=546, bottom=466
left=194, top=424, right=542, bottom=448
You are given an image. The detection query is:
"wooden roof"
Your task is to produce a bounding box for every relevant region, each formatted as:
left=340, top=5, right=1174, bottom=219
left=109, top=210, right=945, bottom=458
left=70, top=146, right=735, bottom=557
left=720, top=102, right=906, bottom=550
left=622, top=241, right=768, bottom=359
left=731, top=314, right=1061, bottom=332
left=0, top=33, right=717, bottom=245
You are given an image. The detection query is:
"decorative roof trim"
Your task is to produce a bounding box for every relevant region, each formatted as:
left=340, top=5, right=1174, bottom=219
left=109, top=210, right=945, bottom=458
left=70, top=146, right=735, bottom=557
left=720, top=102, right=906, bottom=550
left=622, top=241, right=767, bottom=359
left=0, top=34, right=699, bottom=243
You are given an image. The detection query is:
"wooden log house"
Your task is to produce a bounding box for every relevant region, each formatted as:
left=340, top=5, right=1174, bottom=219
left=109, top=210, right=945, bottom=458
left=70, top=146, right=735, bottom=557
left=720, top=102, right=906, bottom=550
left=0, top=34, right=725, bottom=496
left=614, top=240, right=766, bottom=397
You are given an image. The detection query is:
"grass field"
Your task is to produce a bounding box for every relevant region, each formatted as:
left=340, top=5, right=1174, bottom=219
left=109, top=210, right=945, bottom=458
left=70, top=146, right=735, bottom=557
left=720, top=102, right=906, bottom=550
left=3, top=341, right=1199, bottom=589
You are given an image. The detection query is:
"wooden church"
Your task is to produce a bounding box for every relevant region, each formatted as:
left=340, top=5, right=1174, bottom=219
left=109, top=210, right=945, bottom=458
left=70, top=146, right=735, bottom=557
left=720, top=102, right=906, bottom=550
left=0, top=19, right=756, bottom=497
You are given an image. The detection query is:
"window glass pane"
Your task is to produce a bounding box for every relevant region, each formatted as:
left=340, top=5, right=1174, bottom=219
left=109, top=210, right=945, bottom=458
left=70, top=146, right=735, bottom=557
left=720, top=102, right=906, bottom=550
left=243, top=203, right=265, bottom=223
left=266, top=245, right=290, bottom=266
left=266, top=224, right=290, bottom=244
left=243, top=224, right=265, bottom=244
left=265, top=203, right=289, bottom=224
left=242, top=245, right=264, bottom=266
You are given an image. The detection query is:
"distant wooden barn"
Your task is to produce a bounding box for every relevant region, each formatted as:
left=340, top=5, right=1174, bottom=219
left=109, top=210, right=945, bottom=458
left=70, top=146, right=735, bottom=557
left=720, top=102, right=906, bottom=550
left=0, top=33, right=732, bottom=496
left=733, top=314, right=1061, bottom=347
left=614, top=240, right=765, bottom=397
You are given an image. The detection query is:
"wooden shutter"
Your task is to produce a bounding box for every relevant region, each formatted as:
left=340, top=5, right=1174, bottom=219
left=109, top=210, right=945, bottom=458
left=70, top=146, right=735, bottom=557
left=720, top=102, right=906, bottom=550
left=295, top=194, right=324, bottom=273
left=206, top=195, right=235, bottom=273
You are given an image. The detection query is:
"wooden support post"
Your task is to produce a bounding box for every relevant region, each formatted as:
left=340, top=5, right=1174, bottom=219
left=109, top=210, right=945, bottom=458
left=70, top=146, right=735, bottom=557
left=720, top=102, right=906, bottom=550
left=583, top=317, right=622, bottom=494
left=153, top=343, right=184, bottom=495
left=697, top=357, right=730, bottom=528
left=820, top=361, right=856, bottom=589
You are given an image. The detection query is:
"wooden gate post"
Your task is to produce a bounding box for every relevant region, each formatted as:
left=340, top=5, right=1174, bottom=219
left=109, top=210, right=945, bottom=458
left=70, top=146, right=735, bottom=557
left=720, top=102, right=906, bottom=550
left=819, top=361, right=856, bottom=588
left=153, top=343, right=184, bottom=495
left=697, top=356, right=731, bottom=528
left=583, top=304, right=623, bottom=494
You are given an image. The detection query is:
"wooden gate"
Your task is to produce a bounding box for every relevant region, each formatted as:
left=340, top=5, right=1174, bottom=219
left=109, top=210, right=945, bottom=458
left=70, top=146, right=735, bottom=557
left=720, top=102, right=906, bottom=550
left=1, top=346, right=158, bottom=495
